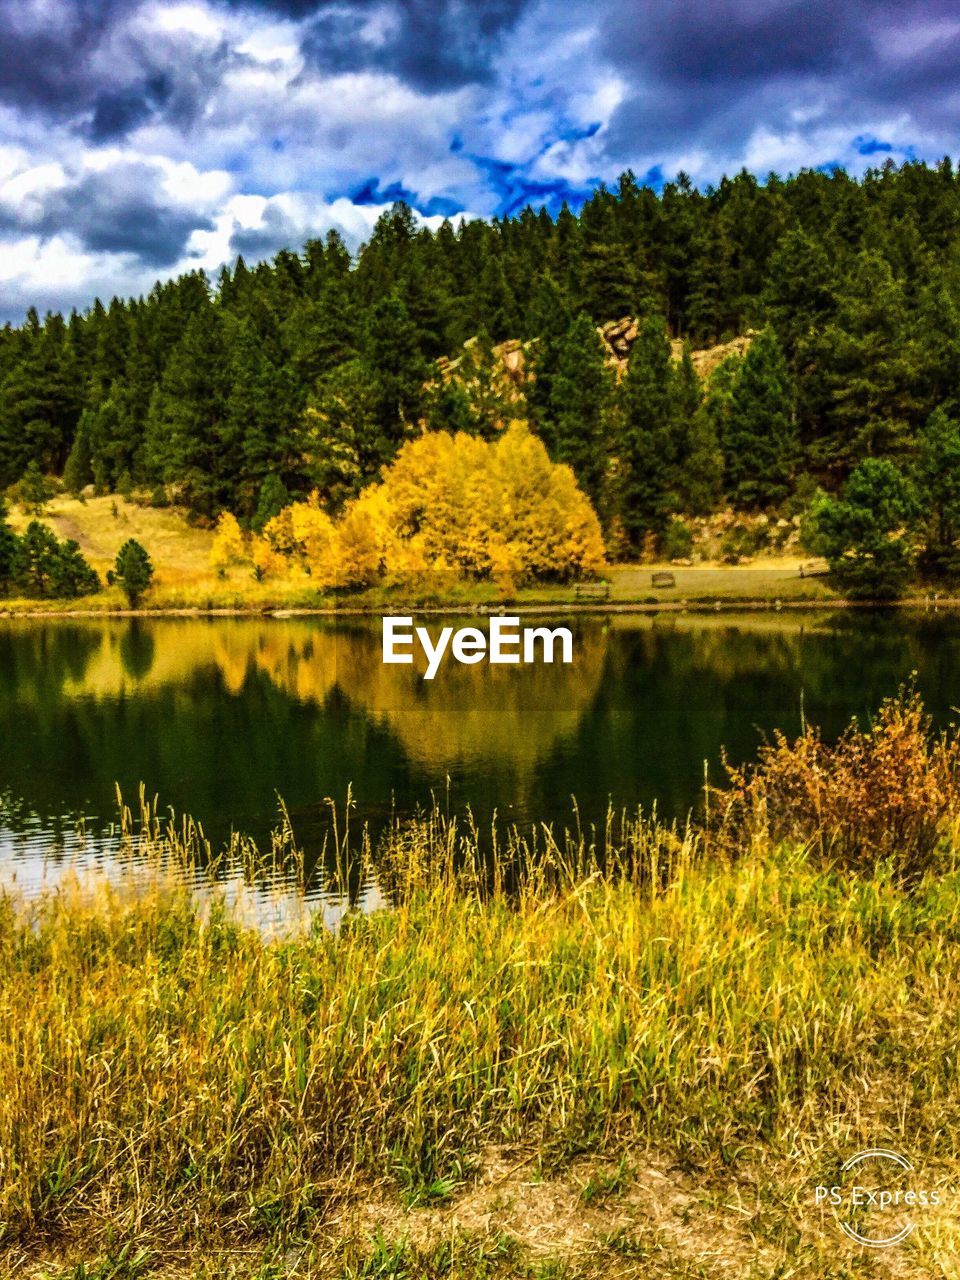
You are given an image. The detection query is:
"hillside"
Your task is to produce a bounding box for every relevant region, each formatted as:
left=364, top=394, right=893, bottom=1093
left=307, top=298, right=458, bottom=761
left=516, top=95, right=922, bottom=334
left=7, top=495, right=212, bottom=581
left=0, top=160, right=959, bottom=610
left=0, top=161, right=957, bottom=542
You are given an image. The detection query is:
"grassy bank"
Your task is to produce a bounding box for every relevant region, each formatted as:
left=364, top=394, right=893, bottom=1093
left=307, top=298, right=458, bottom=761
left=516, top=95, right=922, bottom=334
left=12, top=492, right=960, bottom=615
left=5, top=494, right=843, bottom=615
left=4, top=698, right=960, bottom=1277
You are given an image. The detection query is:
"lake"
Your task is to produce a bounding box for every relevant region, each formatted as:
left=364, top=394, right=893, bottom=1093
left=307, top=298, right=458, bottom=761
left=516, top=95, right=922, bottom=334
left=3, top=610, right=960, bottom=913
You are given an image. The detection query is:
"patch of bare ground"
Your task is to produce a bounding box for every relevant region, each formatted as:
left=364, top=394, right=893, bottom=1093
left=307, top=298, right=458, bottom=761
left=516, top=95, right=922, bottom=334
left=331, top=1148, right=960, bottom=1279
left=15, top=1149, right=955, bottom=1279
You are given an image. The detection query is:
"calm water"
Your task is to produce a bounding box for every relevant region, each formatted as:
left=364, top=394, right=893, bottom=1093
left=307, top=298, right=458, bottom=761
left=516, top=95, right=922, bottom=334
left=3, top=610, right=960, bottom=910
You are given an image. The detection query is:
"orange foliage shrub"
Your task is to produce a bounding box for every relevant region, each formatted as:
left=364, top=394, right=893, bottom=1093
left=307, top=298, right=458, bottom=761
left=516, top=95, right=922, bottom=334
left=713, top=691, right=960, bottom=879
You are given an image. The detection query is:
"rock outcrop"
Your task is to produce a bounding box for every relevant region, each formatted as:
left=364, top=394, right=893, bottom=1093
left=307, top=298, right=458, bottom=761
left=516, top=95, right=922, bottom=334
left=433, top=322, right=757, bottom=398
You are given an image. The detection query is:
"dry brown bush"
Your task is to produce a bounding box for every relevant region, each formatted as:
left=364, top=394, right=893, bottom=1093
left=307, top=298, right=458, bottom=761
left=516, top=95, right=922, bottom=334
left=712, top=690, right=960, bottom=879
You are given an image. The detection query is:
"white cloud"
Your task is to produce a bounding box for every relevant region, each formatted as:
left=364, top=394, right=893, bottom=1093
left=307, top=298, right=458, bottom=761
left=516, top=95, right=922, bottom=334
left=144, top=2, right=225, bottom=42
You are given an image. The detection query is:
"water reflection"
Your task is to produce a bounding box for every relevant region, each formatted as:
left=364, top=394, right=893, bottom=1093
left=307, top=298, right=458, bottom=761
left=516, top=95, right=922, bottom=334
left=3, top=609, right=960, bottom=924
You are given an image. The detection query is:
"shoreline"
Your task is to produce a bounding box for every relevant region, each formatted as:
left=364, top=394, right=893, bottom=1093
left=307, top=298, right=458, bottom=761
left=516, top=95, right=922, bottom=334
left=2, top=594, right=959, bottom=620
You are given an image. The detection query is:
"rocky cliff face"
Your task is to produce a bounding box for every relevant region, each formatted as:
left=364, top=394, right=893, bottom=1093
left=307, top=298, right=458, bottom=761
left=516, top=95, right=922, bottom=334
left=599, top=317, right=756, bottom=377
left=436, top=321, right=756, bottom=392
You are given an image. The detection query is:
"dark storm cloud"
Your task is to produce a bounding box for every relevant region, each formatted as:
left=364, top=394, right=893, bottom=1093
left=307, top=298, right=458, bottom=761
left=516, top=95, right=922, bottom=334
left=0, top=0, right=131, bottom=115
left=298, top=0, right=531, bottom=90
left=0, top=162, right=212, bottom=267
left=0, top=0, right=235, bottom=139
left=0, top=0, right=532, bottom=135
left=594, top=0, right=960, bottom=163
left=87, top=75, right=174, bottom=142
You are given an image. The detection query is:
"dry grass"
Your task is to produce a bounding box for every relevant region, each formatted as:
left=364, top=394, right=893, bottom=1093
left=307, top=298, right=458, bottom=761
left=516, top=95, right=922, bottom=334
left=2, top=702, right=960, bottom=1275
left=714, top=689, right=960, bottom=879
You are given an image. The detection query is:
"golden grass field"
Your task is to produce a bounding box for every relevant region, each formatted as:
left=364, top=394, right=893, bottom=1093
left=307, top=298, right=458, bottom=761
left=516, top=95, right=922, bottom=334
left=3, top=695, right=960, bottom=1278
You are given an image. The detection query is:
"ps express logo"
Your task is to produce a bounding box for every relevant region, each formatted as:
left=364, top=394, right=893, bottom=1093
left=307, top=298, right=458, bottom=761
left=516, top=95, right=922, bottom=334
left=815, top=1149, right=941, bottom=1248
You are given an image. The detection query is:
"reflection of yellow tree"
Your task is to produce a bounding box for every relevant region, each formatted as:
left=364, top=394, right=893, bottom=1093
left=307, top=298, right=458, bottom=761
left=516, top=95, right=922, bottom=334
left=240, top=626, right=339, bottom=707
left=329, top=624, right=607, bottom=778
left=219, top=622, right=608, bottom=782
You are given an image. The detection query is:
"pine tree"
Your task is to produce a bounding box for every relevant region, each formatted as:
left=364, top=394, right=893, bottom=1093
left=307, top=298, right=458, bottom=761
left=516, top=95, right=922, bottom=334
left=474, top=254, right=520, bottom=342
left=0, top=501, right=17, bottom=593
left=364, top=295, right=427, bottom=468
left=225, top=319, right=302, bottom=516
left=684, top=357, right=737, bottom=515
left=0, top=310, right=81, bottom=483
left=112, top=538, right=153, bottom=606
left=13, top=521, right=98, bottom=598
left=616, top=315, right=680, bottom=544
left=252, top=475, right=290, bottom=533
left=684, top=215, right=735, bottom=344
left=916, top=407, right=960, bottom=574
left=723, top=327, right=798, bottom=507
left=812, top=458, right=918, bottom=598
left=818, top=251, right=918, bottom=469
left=308, top=358, right=380, bottom=494
left=537, top=312, right=613, bottom=508
left=19, top=461, right=52, bottom=514
left=525, top=274, right=575, bottom=436
left=144, top=306, right=234, bottom=516
left=63, top=412, right=94, bottom=494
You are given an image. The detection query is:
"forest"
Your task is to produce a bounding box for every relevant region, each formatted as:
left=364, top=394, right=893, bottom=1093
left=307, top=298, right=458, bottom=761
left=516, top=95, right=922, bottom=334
left=2, top=158, right=960, bottom=588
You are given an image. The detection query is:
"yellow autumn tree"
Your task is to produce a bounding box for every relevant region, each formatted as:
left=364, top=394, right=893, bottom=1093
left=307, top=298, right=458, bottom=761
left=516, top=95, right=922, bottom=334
left=241, top=422, right=605, bottom=589
left=290, top=500, right=338, bottom=584
left=373, top=421, right=605, bottom=583
left=209, top=512, right=248, bottom=576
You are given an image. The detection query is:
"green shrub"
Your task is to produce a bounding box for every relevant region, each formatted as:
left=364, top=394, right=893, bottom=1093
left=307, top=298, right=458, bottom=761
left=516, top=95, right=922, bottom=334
left=660, top=517, right=693, bottom=560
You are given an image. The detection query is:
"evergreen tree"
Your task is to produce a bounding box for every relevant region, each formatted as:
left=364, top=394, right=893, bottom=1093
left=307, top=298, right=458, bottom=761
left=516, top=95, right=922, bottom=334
left=0, top=501, right=17, bottom=593
left=0, top=310, right=81, bottom=483
left=684, top=215, right=735, bottom=344
left=112, top=539, right=154, bottom=606
left=252, top=475, right=290, bottom=533
left=364, top=295, right=427, bottom=467
left=64, top=412, right=94, bottom=494
left=13, top=521, right=98, bottom=598
left=144, top=306, right=233, bottom=517
left=49, top=539, right=100, bottom=598
left=302, top=405, right=363, bottom=513
left=723, top=327, right=798, bottom=507
left=19, top=461, right=52, bottom=514
left=225, top=319, right=302, bottom=516
left=537, top=312, right=613, bottom=508
left=916, top=407, right=960, bottom=575
left=811, top=459, right=918, bottom=599
left=671, top=346, right=721, bottom=514
left=818, top=251, right=919, bottom=469
left=308, top=358, right=380, bottom=493
left=525, top=274, right=575, bottom=437
left=616, top=315, right=680, bottom=544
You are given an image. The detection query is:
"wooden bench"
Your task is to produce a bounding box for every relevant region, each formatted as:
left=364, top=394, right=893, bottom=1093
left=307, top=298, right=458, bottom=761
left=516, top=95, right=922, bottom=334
left=799, top=560, right=828, bottom=578
left=651, top=571, right=676, bottom=588
left=574, top=581, right=611, bottom=602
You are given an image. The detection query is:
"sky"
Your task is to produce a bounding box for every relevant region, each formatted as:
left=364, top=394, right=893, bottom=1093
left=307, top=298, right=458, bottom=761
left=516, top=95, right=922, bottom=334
left=0, top=0, right=959, bottom=321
